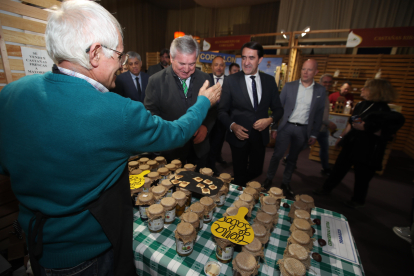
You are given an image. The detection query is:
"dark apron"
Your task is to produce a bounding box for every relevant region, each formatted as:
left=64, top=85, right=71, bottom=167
left=26, top=165, right=135, bottom=276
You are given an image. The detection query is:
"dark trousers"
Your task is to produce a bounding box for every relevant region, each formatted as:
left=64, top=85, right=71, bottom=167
left=207, top=119, right=227, bottom=172
left=322, top=148, right=376, bottom=204
left=230, top=129, right=265, bottom=187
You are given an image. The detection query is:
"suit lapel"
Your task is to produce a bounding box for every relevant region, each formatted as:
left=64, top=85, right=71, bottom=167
left=290, top=80, right=300, bottom=107
left=239, top=73, right=254, bottom=111
left=257, top=72, right=267, bottom=110
left=309, top=83, right=320, bottom=119
left=166, top=67, right=187, bottom=111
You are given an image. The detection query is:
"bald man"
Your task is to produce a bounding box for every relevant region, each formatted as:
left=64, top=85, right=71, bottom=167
left=263, top=59, right=326, bottom=196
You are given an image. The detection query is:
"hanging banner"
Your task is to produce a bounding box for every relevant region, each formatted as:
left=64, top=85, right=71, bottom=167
left=346, top=27, right=414, bottom=48
left=203, top=35, right=251, bottom=51
left=21, top=47, right=55, bottom=75
left=198, top=52, right=236, bottom=65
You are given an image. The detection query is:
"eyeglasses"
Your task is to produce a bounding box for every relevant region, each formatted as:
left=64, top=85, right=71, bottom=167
left=85, top=45, right=128, bottom=66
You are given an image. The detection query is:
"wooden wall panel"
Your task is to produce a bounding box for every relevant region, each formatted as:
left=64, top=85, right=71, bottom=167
left=0, top=58, right=24, bottom=70
left=0, top=13, right=46, bottom=33
left=2, top=29, right=45, bottom=47
left=0, top=0, right=48, bottom=21
left=22, top=0, right=60, bottom=9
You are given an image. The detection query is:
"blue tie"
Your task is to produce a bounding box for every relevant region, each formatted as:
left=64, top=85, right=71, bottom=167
left=251, top=76, right=258, bottom=111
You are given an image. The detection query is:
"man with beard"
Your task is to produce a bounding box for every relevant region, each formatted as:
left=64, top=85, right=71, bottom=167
left=147, top=48, right=170, bottom=77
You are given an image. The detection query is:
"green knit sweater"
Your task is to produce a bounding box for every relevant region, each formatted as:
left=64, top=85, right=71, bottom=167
left=0, top=72, right=210, bottom=268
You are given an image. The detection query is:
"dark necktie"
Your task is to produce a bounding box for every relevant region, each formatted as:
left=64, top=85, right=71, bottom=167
left=135, top=77, right=142, bottom=101
left=216, top=77, right=220, bottom=84
left=251, top=76, right=258, bottom=111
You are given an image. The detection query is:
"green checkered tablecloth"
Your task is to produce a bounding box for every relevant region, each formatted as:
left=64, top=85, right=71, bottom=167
left=133, top=184, right=364, bottom=276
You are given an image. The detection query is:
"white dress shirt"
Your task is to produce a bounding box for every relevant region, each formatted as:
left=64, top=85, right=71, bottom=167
left=213, top=74, right=224, bottom=86
left=289, top=79, right=314, bottom=124
left=129, top=71, right=142, bottom=91
left=244, top=71, right=262, bottom=108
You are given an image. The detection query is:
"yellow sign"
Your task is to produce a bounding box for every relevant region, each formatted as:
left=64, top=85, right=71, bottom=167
left=129, top=170, right=150, bottom=190
left=211, top=207, right=254, bottom=245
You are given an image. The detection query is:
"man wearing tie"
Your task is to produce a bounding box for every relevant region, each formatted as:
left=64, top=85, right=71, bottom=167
left=218, top=42, right=283, bottom=186
left=263, top=59, right=325, bottom=196
left=207, top=56, right=227, bottom=175
left=112, top=51, right=148, bottom=103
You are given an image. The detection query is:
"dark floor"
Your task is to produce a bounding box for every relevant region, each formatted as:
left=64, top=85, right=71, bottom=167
left=217, top=142, right=414, bottom=276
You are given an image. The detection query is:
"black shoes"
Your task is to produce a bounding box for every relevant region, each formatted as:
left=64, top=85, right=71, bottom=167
left=313, top=188, right=331, bottom=195
left=320, top=168, right=331, bottom=176
left=263, top=178, right=272, bottom=191
left=281, top=183, right=294, bottom=199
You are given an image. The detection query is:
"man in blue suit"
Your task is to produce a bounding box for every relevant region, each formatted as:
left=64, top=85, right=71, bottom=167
left=112, top=51, right=148, bottom=103
left=263, top=59, right=326, bottom=196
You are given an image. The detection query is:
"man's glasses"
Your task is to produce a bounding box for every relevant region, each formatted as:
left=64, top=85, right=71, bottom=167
left=86, top=45, right=128, bottom=66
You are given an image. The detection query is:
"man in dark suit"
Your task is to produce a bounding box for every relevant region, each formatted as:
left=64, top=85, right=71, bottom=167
left=144, top=35, right=216, bottom=167
left=147, top=48, right=170, bottom=77
left=207, top=56, right=227, bottom=175
left=218, top=42, right=283, bottom=186
left=112, top=51, right=148, bottom=103
left=263, top=59, right=326, bottom=196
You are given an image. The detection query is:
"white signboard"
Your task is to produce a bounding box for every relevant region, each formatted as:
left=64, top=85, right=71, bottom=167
left=328, top=114, right=349, bottom=146
left=320, top=215, right=360, bottom=265
left=21, top=47, right=55, bottom=75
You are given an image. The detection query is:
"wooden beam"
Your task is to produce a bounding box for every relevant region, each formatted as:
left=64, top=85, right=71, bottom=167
left=0, top=0, right=49, bottom=21
left=0, top=13, right=46, bottom=34
left=22, top=0, right=60, bottom=9
left=0, top=17, right=13, bottom=84
left=2, top=29, right=46, bottom=47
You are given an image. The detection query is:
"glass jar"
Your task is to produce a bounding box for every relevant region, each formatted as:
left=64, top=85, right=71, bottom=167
left=217, top=185, right=229, bottom=207
left=215, top=237, right=235, bottom=264
left=151, top=185, right=166, bottom=204
left=260, top=204, right=279, bottom=227
left=246, top=181, right=261, bottom=195
left=223, top=206, right=238, bottom=217
left=260, top=196, right=278, bottom=209
left=180, top=188, right=192, bottom=210
left=184, top=163, right=196, bottom=171
left=288, top=201, right=310, bottom=219
left=165, top=164, right=177, bottom=176
left=175, top=222, right=196, bottom=257
left=138, top=157, right=150, bottom=165
left=251, top=223, right=270, bottom=251
left=239, top=193, right=254, bottom=207
left=128, top=161, right=139, bottom=170
left=161, top=197, right=177, bottom=224
left=172, top=191, right=187, bottom=217
left=253, top=212, right=273, bottom=232
left=142, top=177, right=152, bottom=193
left=160, top=179, right=175, bottom=197
left=147, top=204, right=165, bottom=233
left=147, top=160, right=158, bottom=172
left=269, top=187, right=285, bottom=206
left=290, top=218, right=312, bottom=237
left=158, top=167, right=170, bottom=181
left=294, top=209, right=312, bottom=225
left=137, top=192, right=154, bottom=221
left=130, top=169, right=143, bottom=175
left=139, top=164, right=150, bottom=172
left=243, top=187, right=259, bottom=204
left=232, top=252, right=258, bottom=276
left=155, top=156, right=166, bottom=168
left=189, top=202, right=205, bottom=231
left=180, top=211, right=199, bottom=230
left=295, top=194, right=315, bottom=210
left=288, top=230, right=313, bottom=251
left=171, top=159, right=182, bottom=169
left=233, top=200, right=251, bottom=218
left=200, top=167, right=213, bottom=177
left=241, top=238, right=263, bottom=264
left=200, top=197, right=215, bottom=223
left=147, top=171, right=160, bottom=186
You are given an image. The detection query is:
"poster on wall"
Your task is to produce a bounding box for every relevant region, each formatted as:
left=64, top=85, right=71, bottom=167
left=21, top=47, right=55, bottom=76
left=235, top=57, right=283, bottom=77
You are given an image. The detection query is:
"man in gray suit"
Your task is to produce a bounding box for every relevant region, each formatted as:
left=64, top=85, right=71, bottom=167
left=263, top=59, right=325, bottom=196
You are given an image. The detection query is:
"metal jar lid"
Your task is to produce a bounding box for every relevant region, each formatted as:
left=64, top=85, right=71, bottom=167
left=292, top=230, right=310, bottom=245
left=200, top=196, right=214, bottom=207
left=177, top=222, right=195, bottom=236
left=147, top=204, right=164, bottom=215
left=138, top=192, right=154, bottom=203
left=152, top=185, right=166, bottom=195
left=172, top=191, right=186, bottom=200
left=234, top=252, right=257, bottom=271
left=161, top=197, right=176, bottom=208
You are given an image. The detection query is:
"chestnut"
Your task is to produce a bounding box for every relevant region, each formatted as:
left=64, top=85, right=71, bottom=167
left=311, top=227, right=315, bottom=235
left=313, top=218, right=321, bottom=225
left=283, top=203, right=290, bottom=208
left=312, top=252, right=322, bottom=262
left=318, top=238, right=327, bottom=246
left=237, top=186, right=243, bottom=191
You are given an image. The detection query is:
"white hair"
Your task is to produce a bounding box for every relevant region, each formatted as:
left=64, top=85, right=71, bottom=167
left=46, top=0, right=123, bottom=69
left=170, top=35, right=199, bottom=59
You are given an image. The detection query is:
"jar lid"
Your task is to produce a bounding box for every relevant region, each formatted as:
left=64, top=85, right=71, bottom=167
left=293, top=201, right=307, bottom=210
left=172, top=191, right=186, bottom=200
left=219, top=173, right=231, bottom=180
left=299, top=194, right=314, bottom=204
left=244, top=238, right=262, bottom=252
left=288, top=244, right=308, bottom=261
left=292, top=230, right=310, bottom=244
left=190, top=202, right=204, bottom=213
left=200, top=196, right=214, bottom=206
left=251, top=224, right=266, bottom=237
left=152, top=185, right=166, bottom=195
left=148, top=172, right=159, bottom=178
left=155, top=156, right=165, bottom=162
left=234, top=201, right=249, bottom=210
left=161, top=197, right=176, bottom=207
left=177, top=222, right=195, bottom=236
left=244, top=187, right=257, bottom=196
left=234, top=252, right=257, bottom=271
left=171, top=159, right=182, bottom=165
left=239, top=193, right=253, bottom=203
left=176, top=168, right=186, bottom=174
left=225, top=207, right=238, bottom=216
left=293, top=219, right=311, bottom=231
left=295, top=210, right=310, bottom=220
left=248, top=181, right=261, bottom=189
left=165, top=164, right=176, bottom=170
left=263, top=196, right=277, bottom=205
left=158, top=167, right=169, bottom=174
left=139, top=165, right=150, bottom=170
left=130, top=169, right=142, bottom=175
left=184, top=163, right=194, bottom=169
left=160, top=179, right=172, bottom=187
left=256, top=212, right=272, bottom=224
left=261, top=204, right=277, bottom=215
left=269, top=187, right=283, bottom=196
left=138, top=192, right=154, bottom=203
left=147, top=160, right=157, bottom=166
left=148, top=204, right=164, bottom=215
left=139, top=157, right=149, bottom=162
left=144, top=177, right=151, bottom=185
left=129, top=161, right=139, bottom=166
left=283, top=258, right=306, bottom=276
left=182, top=212, right=199, bottom=224
left=179, top=188, right=191, bottom=195
left=201, top=168, right=213, bottom=174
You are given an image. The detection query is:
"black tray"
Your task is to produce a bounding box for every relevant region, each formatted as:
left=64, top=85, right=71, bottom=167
left=173, top=171, right=223, bottom=197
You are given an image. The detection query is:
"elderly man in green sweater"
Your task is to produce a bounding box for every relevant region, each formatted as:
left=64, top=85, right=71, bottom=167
left=0, top=1, right=220, bottom=276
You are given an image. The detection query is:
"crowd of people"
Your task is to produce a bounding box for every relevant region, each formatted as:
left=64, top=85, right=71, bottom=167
left=0, top=0, right=406, bottom=275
